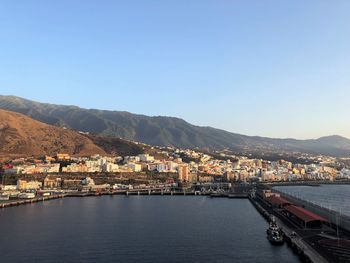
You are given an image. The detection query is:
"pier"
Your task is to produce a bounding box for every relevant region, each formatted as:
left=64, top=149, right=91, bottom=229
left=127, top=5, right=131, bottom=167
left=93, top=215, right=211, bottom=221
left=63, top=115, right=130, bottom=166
left=0, top=186, right=249, bottom=208
left=273, top=189, right=350, bottom=233
left=0, top=194, right=66, bottom=208
left=249, top=196, right=328, bottom=263
left=250, top=186, right=350, bottom=263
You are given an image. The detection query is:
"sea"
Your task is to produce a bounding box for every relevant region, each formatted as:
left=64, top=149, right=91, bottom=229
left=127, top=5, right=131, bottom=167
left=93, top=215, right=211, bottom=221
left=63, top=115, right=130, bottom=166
left=273, top=184, right=350, bottom=216
left=0, top=196, right=299, bottom=263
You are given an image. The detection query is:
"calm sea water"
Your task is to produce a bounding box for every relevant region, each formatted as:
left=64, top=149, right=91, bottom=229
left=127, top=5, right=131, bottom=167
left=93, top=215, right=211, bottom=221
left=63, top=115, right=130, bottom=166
left=274, top=184, right=350, bottom=216
left=0, top=196, right=299, bottom=263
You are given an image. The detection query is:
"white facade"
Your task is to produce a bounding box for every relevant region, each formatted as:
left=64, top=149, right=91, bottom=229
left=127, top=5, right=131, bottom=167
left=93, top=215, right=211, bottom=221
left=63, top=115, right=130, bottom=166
left=103, top=163, right=119, bottom=172
left=127, top=163, right=142, bottom=172
left=138, top=154, right=155, bottom=162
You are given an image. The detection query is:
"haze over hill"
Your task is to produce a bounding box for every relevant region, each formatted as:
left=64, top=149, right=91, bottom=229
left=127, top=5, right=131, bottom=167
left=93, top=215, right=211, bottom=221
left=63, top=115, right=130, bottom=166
left=1, top=95, right=350, bottom=157
left=0, top=108, right=144, bottom=158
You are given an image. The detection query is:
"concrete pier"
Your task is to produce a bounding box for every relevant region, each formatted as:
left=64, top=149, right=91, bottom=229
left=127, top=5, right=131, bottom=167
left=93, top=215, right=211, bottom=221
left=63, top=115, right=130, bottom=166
left=274, top=190, right=350, bottom=233
left=249, top=197, right=329, bottom=263
left=0, top=194, right=66, bottom=209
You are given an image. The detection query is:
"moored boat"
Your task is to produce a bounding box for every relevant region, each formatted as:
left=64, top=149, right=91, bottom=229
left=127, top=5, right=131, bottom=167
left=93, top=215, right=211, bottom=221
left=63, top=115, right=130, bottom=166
left=266, top=217, right=284, bottom=245
left=18, top=193, right=36, bottom=199
left=0, top=193, right=10, bottom=201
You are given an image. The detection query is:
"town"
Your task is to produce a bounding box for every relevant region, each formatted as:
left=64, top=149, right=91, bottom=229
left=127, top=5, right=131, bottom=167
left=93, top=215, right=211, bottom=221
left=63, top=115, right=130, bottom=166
left=1, top=142, right=350, bottom=200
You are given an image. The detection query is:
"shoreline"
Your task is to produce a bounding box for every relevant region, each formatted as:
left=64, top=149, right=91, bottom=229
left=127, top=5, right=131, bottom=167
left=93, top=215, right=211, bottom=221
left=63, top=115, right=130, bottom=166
left=0, top=194, right=66, bottom=208
left=0, top=190, right=249, bottom=209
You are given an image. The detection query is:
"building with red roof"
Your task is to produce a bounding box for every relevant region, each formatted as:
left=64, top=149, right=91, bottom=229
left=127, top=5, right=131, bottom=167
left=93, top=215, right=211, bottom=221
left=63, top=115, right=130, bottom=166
left=266, top=196, right=292, bottom=208
left=284, top=205, right=327, bottom=228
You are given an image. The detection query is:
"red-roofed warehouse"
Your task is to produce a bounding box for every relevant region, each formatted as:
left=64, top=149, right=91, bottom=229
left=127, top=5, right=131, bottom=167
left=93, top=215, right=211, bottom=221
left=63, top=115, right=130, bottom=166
left=284, top=205, right=327, bottom=228
left=266, top=196, right=291, bottom=208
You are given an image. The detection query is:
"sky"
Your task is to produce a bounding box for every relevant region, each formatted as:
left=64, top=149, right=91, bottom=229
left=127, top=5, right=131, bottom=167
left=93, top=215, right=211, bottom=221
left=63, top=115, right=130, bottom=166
left=1, top=1, right=350, bottom=139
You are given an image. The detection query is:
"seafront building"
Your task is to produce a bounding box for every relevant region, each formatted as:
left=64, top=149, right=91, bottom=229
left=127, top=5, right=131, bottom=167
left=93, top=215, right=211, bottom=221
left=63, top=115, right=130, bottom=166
left=17, top=180, right=42, bottom=190
left=0, top=144, right=347, bottom=187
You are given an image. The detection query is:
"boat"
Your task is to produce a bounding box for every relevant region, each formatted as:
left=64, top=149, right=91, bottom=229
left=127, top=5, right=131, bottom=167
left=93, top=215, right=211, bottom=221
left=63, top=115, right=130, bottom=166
left=266, top=217, right=284, bottom=245
left=0, top=193, right=10, bottom=201
left=9, top=191, right=20, bottom=199
left=18, top=193, right=36, bottom=199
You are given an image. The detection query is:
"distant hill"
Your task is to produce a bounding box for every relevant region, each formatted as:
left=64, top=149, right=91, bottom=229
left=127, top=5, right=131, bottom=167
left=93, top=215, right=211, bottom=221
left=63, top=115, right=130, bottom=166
left=1, top=95, right=350, bottom=157
left=0, top=108, right=144, bottom=159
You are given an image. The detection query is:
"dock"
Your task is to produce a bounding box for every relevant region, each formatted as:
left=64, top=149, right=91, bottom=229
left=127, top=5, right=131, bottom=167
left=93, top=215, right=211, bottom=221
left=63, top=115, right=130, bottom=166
left=0, top=187, right=251, bottom=209
left=249, top=196, right=350, bottom=263
left=249, top=196, right=328, bottom=262
left=0, top=194, right=66, bottom=208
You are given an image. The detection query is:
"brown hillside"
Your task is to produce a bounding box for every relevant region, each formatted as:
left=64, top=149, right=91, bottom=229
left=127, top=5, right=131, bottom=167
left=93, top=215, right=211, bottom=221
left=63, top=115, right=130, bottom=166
left=85, top=135, right=144, bottom=157
left=0, top=109, right=106, bottom=157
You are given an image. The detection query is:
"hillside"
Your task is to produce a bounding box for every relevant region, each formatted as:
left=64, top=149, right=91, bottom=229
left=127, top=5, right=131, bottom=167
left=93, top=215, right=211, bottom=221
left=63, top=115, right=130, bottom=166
left=0, top=108, right=144, bottom=158
left=1, top=95, right=350, bottom=157
left=85, top=135, right=144, bottom=157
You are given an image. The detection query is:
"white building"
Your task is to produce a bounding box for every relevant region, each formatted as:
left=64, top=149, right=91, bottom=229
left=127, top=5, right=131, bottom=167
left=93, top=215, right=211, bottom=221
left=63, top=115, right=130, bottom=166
left=103, top=163, right=119, bottom=173
left=1, top=185, right=17, bottom=191
left=127, top=163, right=142, bottom=172
left=138, top=154, right=155, bottom=162
left=82, top=177, right=95, bottom=186
left=340, top=168, right=350, bottom=179
left=156, top=163, right=168, bottom=173
left=167, top=161, right=179, bottom=172
left=113, top=184, right=133, bottom=190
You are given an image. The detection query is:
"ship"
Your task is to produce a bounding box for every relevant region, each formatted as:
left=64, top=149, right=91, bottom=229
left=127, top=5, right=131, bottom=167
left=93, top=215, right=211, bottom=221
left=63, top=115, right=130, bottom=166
left=266, top=217, right=284, bottom=245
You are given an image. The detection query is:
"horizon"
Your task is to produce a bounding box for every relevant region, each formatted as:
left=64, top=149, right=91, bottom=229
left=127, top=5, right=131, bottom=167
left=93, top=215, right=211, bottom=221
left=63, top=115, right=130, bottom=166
left=1, top=1, right=350, bottom=139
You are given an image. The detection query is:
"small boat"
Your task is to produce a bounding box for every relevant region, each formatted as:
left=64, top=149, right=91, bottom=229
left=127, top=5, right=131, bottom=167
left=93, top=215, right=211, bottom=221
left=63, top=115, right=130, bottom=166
left=0, top=193, right=10, bottom=201
left=18, top=193, right=36, bottom=199
left=266, top=217, right=284, bottom=245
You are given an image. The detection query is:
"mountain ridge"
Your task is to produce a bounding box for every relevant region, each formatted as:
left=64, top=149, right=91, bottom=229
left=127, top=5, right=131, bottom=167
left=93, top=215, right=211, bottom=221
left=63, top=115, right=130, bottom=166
left=1, top=95, right=350, bottom=157
left=0, top=108, right=105, bottom=157
left=0, top=108, right=145, bottom=159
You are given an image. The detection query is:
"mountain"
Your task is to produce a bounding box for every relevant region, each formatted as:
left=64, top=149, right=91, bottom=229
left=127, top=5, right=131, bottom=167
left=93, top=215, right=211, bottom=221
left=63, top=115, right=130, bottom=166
left=1, top=95, right=350, bottom=157
left=0, top=108, right=144, bottom=159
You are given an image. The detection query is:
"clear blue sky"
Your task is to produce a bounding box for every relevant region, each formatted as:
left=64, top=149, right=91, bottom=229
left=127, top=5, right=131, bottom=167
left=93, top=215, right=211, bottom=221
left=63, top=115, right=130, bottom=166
left=1, top=1, right=350, bottom=139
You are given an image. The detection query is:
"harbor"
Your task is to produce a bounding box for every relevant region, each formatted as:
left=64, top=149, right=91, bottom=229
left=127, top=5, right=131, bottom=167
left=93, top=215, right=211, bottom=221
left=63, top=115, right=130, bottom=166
left=0, top=194, right=299, bottom=263
left=0, top=181, right=250, bottom=208
left=0, top=188, right=249, bottom=208
left=249, top=195, right=327, bottom=262
left=250, top=185, right=350, bottom=263
left=1, top=182, right=350, bottom=262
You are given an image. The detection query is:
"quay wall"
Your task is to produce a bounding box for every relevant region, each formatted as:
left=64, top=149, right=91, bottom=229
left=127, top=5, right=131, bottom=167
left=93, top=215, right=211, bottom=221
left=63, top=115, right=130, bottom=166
left=274, top=190, right=350, bottom=233
left=249, top=197, right=318, bottom=263
left=0, top=194, right=66, bottom=208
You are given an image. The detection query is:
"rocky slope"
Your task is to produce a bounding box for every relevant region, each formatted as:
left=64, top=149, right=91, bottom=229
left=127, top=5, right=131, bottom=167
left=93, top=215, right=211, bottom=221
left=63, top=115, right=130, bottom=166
left=0, top=108, right=144, bottom=158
